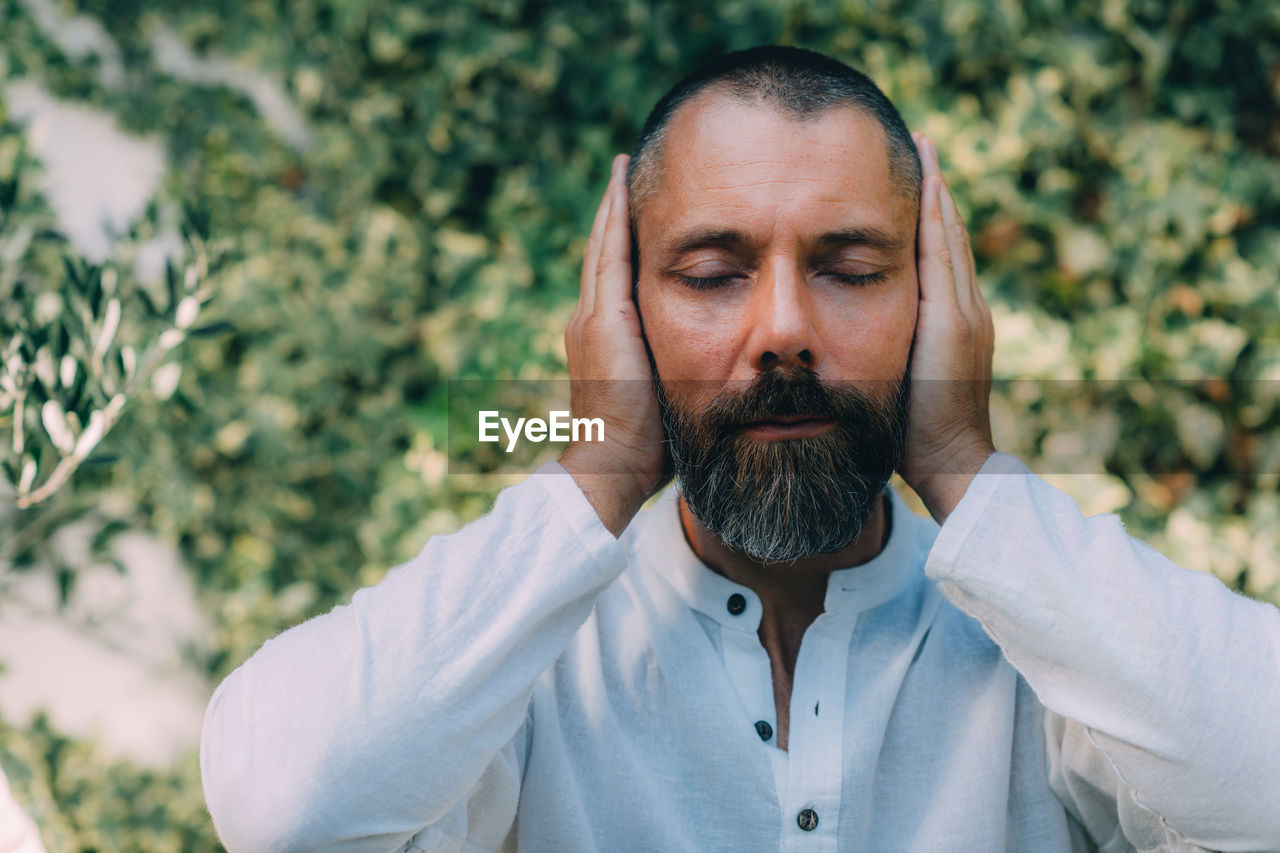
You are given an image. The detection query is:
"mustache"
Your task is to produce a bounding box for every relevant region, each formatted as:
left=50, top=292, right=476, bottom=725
left=669, top=367, right=899, bottom=436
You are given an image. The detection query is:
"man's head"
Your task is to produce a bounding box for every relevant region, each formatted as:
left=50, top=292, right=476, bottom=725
left=628, top=46, right=922, bottom=563
left=627, top=46, right=921, bottom=222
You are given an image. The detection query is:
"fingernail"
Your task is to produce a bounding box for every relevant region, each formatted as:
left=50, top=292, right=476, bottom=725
left=612, top=155, right=625, bottom=181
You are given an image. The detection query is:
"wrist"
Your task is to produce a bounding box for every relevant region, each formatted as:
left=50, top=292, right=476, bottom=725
left=559, top=444, right=660, bottom=537
left=906, top=439, right=995, bottom=525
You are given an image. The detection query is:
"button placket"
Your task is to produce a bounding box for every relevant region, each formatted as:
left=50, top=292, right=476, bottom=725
left=780, top=612, right=855, bottom=852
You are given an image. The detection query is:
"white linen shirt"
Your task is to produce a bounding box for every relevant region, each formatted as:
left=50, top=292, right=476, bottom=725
left=201, top=454, right=1280, bottom=853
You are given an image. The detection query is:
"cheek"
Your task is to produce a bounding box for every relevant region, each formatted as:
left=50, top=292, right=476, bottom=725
left=638, top=279, right=742, bottom=383
left=816, top=280, right=918, bottom=379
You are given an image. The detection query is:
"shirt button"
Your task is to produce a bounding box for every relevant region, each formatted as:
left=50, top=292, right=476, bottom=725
left=726, top=593, right=747, bottom=615
left=797, top=808, right=819, bottom=832
left=754, top=720, right=773, bottom=741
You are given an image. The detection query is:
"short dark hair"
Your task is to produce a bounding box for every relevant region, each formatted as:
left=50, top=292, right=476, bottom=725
left=627, top=45, right=921, bottom=216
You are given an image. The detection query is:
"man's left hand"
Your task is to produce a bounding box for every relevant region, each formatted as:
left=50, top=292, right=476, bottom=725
left=898, top=133, right=996, bottom=523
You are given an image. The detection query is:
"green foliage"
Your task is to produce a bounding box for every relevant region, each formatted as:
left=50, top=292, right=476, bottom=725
left=0, top=123, right=232, bottom=618
left=1, top=0, right=1278, bottom=848
left=0, top=715, right=216, bottom=853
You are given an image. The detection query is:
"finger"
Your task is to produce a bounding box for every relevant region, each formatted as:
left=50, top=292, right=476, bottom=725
left=940, top=174, right=979, bottom=300
left=915, top=133, right=940, bottom=183
left=925, top=138, right=980, bottom=318
left=937, top=176, right=977, bottom=316
left=917, top=171, right=959, bottom=312
left=595, top=154, right=633, bottom=309
left=578, top=170, right=616, bottom=318
left=915, top=136, right=957, bottom=310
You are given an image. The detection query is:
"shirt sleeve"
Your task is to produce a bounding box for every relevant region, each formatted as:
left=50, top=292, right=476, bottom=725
left=925, top=453, right=1280, bottom=853
left=200, top=463, right=625, bottom=853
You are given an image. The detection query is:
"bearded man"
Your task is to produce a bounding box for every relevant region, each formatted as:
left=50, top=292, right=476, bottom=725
left=201, top=47, right=1280, bottom=852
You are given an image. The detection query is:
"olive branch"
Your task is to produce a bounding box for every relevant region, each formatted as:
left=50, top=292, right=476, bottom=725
left=0, top=136, right=229, bottom=511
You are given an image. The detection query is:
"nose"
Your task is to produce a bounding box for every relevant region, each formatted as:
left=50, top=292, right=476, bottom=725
left=745, top=260, right=820, bottom=373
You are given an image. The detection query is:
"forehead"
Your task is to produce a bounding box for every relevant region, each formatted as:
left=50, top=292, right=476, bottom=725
left=637, top=94, right=912, bottom=251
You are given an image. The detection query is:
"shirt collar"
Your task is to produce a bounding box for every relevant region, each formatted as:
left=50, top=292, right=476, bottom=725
left=633, top=486, right=932, bottom=633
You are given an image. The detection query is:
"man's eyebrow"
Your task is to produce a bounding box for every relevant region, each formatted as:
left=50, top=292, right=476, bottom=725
left=815, top=228, right=906, bottom=252
left=659, top=226, right=907, bottom=258
left=661, top=229, right=754, bottom=257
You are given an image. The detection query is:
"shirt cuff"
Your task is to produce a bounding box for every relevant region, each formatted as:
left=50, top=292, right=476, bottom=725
left=532, top=461, right=626, bottom=578
left=924, top=451, right=1027, bottom=582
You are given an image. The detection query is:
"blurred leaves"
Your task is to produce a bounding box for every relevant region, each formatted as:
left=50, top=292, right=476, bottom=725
left=0, top=130, right=231, bottom=622
left=0, top=714, right=218, bottom=853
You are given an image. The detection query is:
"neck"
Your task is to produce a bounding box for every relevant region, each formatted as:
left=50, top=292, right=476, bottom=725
left=678, top=492, right=891, bottom=750
left=679, top=493, right=890, bottom=638
left=678, top=493, right=890, bottom=612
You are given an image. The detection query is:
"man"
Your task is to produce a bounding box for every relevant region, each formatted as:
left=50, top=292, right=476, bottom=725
left=201, top=47, right=1280, bottom=852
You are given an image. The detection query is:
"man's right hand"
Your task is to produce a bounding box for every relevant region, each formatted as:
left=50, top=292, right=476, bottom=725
left=560, top=154, right=669, bottom=536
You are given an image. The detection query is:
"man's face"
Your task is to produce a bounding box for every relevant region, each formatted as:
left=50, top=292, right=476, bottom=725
left=634, top=95, right=919, bottom=562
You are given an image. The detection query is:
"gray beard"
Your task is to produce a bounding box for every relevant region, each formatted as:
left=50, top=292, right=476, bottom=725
left=658, top=368, right=908, bottom=564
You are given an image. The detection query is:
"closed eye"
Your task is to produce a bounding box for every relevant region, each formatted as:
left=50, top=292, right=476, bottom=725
left=676, top=274, right=739, bottom=290
left=829, top=271, right=888, bottom=287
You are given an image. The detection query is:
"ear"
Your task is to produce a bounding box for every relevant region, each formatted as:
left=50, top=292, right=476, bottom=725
left=630, top=228, right=641, bottom=302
